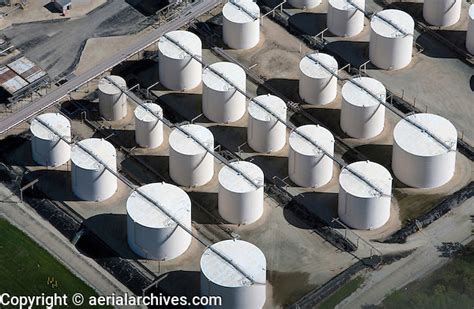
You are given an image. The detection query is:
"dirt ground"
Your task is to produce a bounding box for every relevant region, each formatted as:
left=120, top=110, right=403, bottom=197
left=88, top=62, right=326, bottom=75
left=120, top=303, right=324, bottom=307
left=0, top=0, right=106, bottom=30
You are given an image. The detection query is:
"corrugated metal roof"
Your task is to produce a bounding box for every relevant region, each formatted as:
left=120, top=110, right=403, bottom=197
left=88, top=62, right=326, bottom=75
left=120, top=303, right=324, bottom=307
left=0, top=66, right=28, bottom=94
left=7, top=56, right=47, bottom=83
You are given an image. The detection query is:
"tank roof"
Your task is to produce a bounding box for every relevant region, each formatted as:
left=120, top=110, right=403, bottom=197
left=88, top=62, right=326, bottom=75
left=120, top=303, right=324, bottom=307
left=169, top=124, right=214, bottom=156
left=222, top=0, right=260, bottom=24
left=342, top=77, right=386, bottom=107
left=219, top=161, right=264, bottom=193
left=289, top=125, right=334, bottom=157
left=71, top=138, right=116, bottom=171
left=159, top=30, right=201, bottom=60
left=98, top=75, right=126, bottom=95
left=300, top=53, right=338, bottom=79
left=30, top=113, right=71, bottom=141
left=248, top=94, right=287, bottom=122
left=127, top=183, right=191, bottom=229
left=371, top=9, right=414, bottom=38
left=340, top=161, right=392, bottom=198
left=393, top=113, right=457, bottom=156
left=134, top=103, right=162, bottom=122
left=200, top=240, right=266, bottom=287
left=329, top=0, right=364, bottom=10
left=202, top=62, right=246, bottom=92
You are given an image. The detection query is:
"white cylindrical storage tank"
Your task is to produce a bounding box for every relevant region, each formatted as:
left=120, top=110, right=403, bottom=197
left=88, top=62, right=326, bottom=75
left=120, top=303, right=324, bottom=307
left=299, top=53, right=338, bottom=105
left=248, top=95, right=287, bottom=153
left=340, top=77, right=386, bottom=139
left=327, top=0, right=365, bottom=37
left=202, top=62, right=246, bottom=123
left=288, top=125, right=335, bottom=187
left=222, top=0, right=260, bottom=50
left=467, top=5, right=474, bottom=54
left=71, top=138, right=117, bottom=201
left=134, top=103, right=163, bottom=149
left=200, top=240, right=266, bottom=309
left=169, top=124, right=214, bottom=187
left=98, top=75, right=128, bottom=121
left=423, top=0, right=461, bottom=27
left=30, top=113, right=71, bottom=167
left=392, top=113, right=457, bottom=188
left=288, top=0, right=321, bottom=9
left=158, top=30, right=202, bottom=91
left=369, top=10, right=414, bottom=70
left=127, top=182, right=192, bottom=260
left=338, top=161, right=392, bottom=230
left=218, top=161, right=264, bottom=225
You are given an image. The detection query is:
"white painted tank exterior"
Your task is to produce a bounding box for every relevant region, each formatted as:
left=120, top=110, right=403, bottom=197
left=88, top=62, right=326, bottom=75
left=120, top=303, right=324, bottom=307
left=71, top=138, right=117, bottom=201
left=338, top=161, right=392, bottom=230
left=327, top=0, right=365, bottom=37
left=340, top=77, right=386, bottom=139
left=98, top=76, right=128, bottom=121
left=248, top=95, right=287, bottom=153
left=30, top=113, right=71, bottom=167
left=392, top=113, right=457, bottom=188
left=288, top=0, right=321, bottom=9
left=127, top=183, right=192, bottom=260
left=202, top=62, right=246, bottom=123
left=289, top=125, right=334, bottom=187
left=169, top=124, right=214, bottom=187
left=369, top=9, right=414, bottom=70
left=467, top=5, right=474, bottom=54
left=158, top=30, right=202, bottom=90
left=200, top=240, right=266, bottom=309
left=423, top=0, right=461, bottom=27
left=134, top=103, right=163, bottom=149
left=218, top=161, right=264, bottom=225
left=223, top=0, right=260, bottom=50
left=299, top=53, right=338, bottom=105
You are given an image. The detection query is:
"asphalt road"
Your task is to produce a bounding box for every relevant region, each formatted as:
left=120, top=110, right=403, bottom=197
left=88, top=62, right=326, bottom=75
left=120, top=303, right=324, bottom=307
left=0, top=0, right=221, bottom=135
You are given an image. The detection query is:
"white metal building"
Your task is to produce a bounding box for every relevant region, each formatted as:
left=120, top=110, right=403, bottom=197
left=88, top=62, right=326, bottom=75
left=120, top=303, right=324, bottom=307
left=338, top=161, right=392, bottom=230
left=30, top=113, right=71, bottom=167
left=169, top=124, right=214, bottom=187
left=222, top=0, right=260, bottom=50
left=127, top=182, right=192, bottom=260
left=392, top=113, right=457, bottom=188
left=200, top=240, right=267, bottom=309
left=369, top=9, right=414, bottom=70
left=218, top=161, right=264, bottom=225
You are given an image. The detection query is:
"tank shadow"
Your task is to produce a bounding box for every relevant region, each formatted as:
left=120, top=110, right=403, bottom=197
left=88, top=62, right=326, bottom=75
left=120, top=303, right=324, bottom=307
left=324, top=40, right=375, bottom=70
left=93, top=129, right=136, bottom=149
left=208, top=125, right=254, bottom=153
left=416, top=31, right=466, bottom=59
left=382, top=1, right=423, bottom=17
left=256, top=78, right=300, bottom=103
left=125, top=0, right=169, bottom=17
left=146, top=271, right=201, bottom=308
left=111, top=59, right=159, bottom=89
left=158, top=93, right=210, bottom=124
left=246, top=155, right=293, bottom=186
left=121, top=154, right=172, bottom=184
left=187, top=191, right=222, bottom=225
left=288, top=13, right=334, bottom=37
left=289, top=107, right=348, bottom=138
left=79, top=213, right=138, bottom=259
left=287, top=191, right=341, bottom=228
left=22, top=169, right=80, bottom=202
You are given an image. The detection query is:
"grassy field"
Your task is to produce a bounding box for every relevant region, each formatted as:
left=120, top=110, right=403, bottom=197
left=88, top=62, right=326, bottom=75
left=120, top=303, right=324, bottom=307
left=0, top=218, right=97, bottom=298
left=318, top=276, right=364, bottom=309
left=381, top=242, right=474, bottom=309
